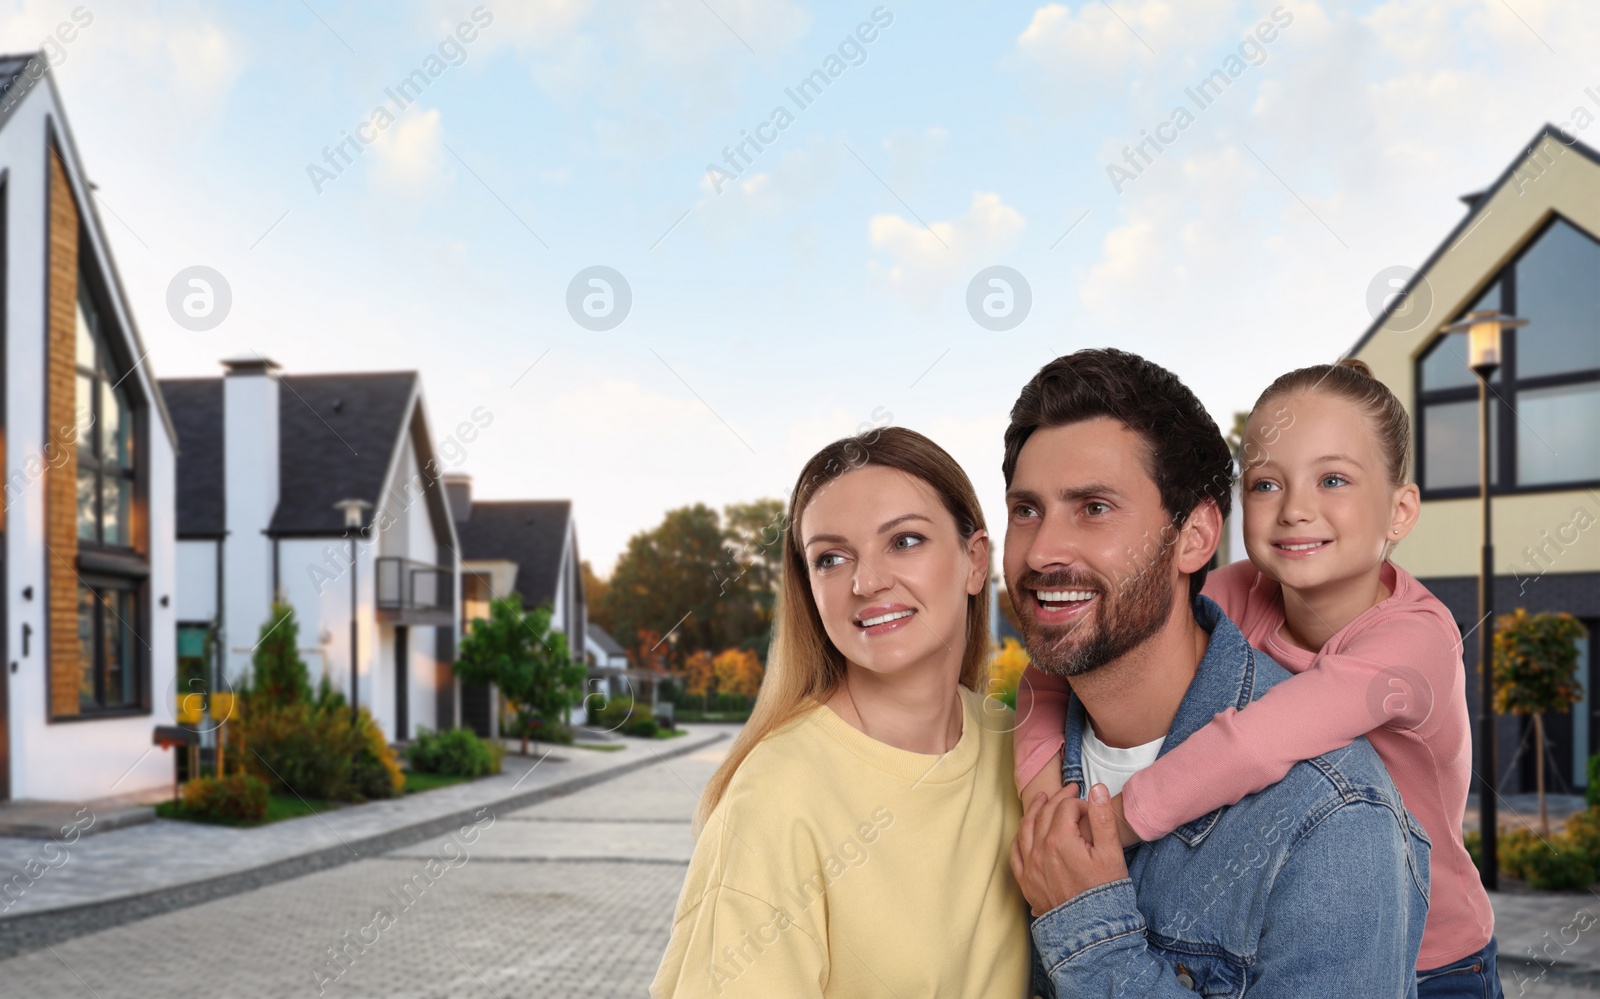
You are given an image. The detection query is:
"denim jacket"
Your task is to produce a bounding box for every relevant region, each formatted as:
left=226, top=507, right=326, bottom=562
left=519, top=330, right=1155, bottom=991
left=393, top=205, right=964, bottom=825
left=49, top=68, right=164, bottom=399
left=1031, top=595, right=1432, bottom=998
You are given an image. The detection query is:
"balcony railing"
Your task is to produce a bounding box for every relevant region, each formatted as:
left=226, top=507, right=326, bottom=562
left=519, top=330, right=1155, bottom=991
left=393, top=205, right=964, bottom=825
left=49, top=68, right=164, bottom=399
left=375, top=556, right=455, bottom=626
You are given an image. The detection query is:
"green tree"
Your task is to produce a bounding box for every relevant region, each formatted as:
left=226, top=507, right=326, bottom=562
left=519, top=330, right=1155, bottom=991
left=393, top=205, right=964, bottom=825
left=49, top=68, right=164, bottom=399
left=453, top=593, right=586, bottom=754
left=601, top=504, right=728, bottom=672
left=1494, top=608, right=1589, bottom=835
left=720, top=498, right=786, bottom=661
left=581, top=559, right=612, bottom=639
left=250, top=600, right=312, bottom=708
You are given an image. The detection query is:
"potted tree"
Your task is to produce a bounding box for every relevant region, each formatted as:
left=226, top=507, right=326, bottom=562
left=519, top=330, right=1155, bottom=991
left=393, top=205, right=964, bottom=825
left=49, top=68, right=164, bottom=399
left=1494, top=609, right=1589, bottom=836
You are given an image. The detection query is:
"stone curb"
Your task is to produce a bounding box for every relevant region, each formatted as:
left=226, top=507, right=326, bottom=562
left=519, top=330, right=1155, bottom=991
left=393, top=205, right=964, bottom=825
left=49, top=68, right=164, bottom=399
left=0, top=730, right=728, bottom=961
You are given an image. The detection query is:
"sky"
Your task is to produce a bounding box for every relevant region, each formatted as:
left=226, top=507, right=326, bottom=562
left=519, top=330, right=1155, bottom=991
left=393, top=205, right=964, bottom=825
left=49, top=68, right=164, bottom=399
left=8, top=0, right=1599, bottom=575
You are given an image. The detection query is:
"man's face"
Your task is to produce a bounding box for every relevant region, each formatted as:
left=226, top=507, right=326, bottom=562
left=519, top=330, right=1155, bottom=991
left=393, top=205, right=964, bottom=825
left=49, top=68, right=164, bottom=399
left=1003, top=418, right=1182, bottom=678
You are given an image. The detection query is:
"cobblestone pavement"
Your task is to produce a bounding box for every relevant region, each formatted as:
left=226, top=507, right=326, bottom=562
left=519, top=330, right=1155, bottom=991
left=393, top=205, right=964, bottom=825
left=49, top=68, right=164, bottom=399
left=0, top=735, right=737, bottom=999
left=3, top=727, right=1600, bottom=997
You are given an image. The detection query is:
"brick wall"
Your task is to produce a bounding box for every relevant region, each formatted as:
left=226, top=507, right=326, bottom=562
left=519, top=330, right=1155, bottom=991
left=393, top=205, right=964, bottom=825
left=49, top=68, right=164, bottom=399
left=45, top=148, right=81, bottom=719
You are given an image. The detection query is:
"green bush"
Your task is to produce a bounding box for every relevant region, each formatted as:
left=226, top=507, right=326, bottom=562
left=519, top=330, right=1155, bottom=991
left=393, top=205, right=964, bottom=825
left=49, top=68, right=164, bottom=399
left=181, top=774, right=269, bottom=823
left=519, top=712, right=574, bottom=746
left=625, top=714, right=660, bottom=738
left=1588, top=756, right=1600, bottom=809
left=1497, top=827, right=1548, bottom=880
left=1523, top=845, right=1597, bottom=890
left=406, top=727, right=503, bottom=777
left=1463, top=809, right=1600, bottom=890
left=244, top=692, right=402, bottom=802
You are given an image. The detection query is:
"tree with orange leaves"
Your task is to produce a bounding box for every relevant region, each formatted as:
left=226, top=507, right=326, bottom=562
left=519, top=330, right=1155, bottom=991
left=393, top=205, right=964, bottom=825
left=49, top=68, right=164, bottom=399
left=684, top=649, right=716, bottom=698
left=713, top=648, right=764, bottom=699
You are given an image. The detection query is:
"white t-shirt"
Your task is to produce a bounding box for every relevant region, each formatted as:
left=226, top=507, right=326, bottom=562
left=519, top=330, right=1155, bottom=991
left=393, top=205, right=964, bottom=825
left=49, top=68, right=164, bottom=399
left=1080, top=720, right=1165, bottom=798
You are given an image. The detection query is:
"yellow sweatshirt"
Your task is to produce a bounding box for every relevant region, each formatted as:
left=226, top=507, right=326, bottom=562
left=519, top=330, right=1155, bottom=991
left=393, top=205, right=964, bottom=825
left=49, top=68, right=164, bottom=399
left=651, top=685, right=1031, bottom=998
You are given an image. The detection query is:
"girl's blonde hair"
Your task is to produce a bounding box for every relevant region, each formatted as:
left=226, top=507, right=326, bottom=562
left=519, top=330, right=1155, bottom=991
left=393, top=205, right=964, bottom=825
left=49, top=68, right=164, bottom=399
left=693, top=426, right=991, bottom=834
left=1250, top=357, right=1412, bottom=486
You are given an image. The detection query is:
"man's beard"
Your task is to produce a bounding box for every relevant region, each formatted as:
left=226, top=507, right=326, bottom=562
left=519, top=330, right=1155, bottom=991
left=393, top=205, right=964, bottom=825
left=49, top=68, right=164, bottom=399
left=1012, top=541, right=1177, bottom=678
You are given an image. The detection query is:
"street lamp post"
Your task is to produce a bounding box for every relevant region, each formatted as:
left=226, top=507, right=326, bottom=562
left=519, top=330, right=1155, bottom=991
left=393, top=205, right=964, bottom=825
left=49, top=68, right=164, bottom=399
left=334, top=498, right=372, bottom=720
left=1440, top=309, right=1526, bottom=891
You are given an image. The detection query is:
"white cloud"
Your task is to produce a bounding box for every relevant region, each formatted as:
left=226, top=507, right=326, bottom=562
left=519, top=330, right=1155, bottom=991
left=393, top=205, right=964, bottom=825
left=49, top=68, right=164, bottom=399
left=1011, top=0, right=1242, bottom=109
left=868, top=192, right=1027, bottom=306
left=371, top=108, right=446, bottom=196
left=164, top=22, right=240, bottom=97
left=882, top=125, right=949, bottom=191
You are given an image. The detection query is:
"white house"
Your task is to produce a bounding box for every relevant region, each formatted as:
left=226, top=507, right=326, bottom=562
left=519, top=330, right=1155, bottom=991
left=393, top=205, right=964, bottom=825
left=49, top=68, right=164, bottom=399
left=1, top=51, right=178, bottom=801
left=160, top=359, right=466, bottom=743
left=443, top=475, right=586, bottom=735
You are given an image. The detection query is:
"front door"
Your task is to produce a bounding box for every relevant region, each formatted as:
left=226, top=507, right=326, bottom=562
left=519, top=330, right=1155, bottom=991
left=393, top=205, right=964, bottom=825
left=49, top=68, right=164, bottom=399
left=394, top=625, right=409, bottom=741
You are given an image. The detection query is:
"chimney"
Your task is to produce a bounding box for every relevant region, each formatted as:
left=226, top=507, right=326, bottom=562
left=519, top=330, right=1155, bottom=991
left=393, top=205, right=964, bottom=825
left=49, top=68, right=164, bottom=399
left=221, top=355, right=281, bottom=684
left=444, top=473, right=472, bottom=522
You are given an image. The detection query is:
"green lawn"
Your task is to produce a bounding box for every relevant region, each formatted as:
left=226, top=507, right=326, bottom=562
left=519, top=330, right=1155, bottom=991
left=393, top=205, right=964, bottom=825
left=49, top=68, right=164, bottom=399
left=655, top=728, right=689, bottom=740
left=402, top=771, right=474, bottom=794
left=155, top=793, right=343, bottom=828
left=574, top=742, right=626, bottom=752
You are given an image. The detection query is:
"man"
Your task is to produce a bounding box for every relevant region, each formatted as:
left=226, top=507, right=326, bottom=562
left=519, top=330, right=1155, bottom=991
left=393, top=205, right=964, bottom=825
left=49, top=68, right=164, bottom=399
left=1004, top=349, right=1430, bottom=996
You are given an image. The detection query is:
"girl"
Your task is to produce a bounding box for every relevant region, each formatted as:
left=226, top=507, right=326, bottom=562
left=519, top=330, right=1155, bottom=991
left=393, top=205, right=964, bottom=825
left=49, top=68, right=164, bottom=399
left=1014, top=359, right=1500, bottom=998
left=652, top=427, right=1030, bottom=998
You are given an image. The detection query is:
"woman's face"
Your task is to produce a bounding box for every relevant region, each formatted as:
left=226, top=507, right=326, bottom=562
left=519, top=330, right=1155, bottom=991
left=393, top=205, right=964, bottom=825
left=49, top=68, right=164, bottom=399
left=799, top=464, right=988, bottom=682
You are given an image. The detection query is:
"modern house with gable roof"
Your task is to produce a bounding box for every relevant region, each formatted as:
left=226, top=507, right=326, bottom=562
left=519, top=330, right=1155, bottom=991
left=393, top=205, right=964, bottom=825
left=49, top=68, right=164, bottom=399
left=160, top=359, right=470, bottom=743
left=1, top=51, right=179, bottom=801
left=443, top=474, right=586, bottom=736
left=1351, top=123, right=1600, bottom=794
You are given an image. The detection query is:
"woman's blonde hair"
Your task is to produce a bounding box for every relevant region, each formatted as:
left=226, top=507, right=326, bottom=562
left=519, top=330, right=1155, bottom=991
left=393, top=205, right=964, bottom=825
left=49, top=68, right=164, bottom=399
left=693, top=426, right=992, bottom=834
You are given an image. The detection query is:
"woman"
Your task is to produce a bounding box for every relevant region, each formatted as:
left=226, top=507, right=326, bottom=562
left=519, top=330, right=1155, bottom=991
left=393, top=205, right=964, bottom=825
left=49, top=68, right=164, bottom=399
left=651, top=427, right=1031, bottom=998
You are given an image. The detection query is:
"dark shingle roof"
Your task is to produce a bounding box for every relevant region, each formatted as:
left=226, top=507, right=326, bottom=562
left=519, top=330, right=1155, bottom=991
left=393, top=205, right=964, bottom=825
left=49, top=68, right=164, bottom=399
left=159, top=378, right=225, bottom=536
left=270, top=372, right=417, bottom=535
left=587, top=624, right=626, bottom=658
left=0, top=54, right=41, bottom=118
left=158, top=370, right=419, bottom=537
left=454, top=501, right=572, bottom=607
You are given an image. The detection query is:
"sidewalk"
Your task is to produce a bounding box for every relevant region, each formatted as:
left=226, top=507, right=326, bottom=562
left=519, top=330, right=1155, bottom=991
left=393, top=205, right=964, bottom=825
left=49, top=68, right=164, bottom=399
left=0, top=725, right=729, bottom=960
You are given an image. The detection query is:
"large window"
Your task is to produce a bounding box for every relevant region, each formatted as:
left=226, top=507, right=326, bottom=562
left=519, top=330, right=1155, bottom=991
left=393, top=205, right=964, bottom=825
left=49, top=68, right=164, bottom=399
left=1417, top=216, right=1600, bottom=495
left=78, top=582, right=140, bottom=711
left=75, top=281, right=135, bottom=546
left=68, top=259, right=148, bottom=717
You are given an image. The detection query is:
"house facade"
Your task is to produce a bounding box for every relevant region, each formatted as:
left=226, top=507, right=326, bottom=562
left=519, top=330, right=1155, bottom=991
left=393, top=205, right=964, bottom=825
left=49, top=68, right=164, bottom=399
left=1, top=53, right=178, bottom=801
left=160, top=359, right=464, bottom=744
left=1352, top=123, right=1600, bottom=794
left=444, top=474, right=586, bottom=735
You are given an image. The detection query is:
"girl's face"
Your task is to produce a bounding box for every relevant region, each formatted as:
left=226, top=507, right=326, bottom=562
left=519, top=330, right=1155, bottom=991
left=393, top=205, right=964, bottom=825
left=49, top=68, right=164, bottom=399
left=799, top=464, right=988, bottom=682
left=1239, top=391, right=1419, bottom=594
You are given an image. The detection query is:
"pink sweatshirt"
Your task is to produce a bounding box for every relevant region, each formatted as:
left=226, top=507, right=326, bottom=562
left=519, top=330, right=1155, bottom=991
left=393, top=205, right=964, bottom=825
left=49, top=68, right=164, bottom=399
left=1014, top=558, right=1493, bottom=969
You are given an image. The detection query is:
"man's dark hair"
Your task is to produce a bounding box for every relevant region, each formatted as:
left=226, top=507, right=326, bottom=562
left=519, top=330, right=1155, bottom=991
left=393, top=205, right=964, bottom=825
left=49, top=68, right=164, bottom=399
left=1002, top=348, right=1234, bottom=602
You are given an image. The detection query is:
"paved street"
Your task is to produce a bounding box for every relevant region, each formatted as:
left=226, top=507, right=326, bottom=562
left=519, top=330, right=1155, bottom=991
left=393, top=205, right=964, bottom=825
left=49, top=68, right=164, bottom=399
left=3, top=730, right=1600, bottom=997
left=0, top=736, right=734, bottom=999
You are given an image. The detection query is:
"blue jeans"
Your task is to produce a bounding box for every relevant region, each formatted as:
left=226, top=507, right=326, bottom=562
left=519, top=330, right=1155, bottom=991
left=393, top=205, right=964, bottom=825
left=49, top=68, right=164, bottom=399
left=1417, top=937, right=1503, bottom=999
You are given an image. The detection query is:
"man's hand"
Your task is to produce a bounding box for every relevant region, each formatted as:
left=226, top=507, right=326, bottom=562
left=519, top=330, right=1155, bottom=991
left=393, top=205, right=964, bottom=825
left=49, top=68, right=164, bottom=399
left=1010, top=782, right=1130, bottom=918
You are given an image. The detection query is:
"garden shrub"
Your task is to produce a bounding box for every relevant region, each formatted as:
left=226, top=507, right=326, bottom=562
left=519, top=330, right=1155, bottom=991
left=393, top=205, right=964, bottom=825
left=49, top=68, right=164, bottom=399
left=406, top=727, right=503, bottom=777
left=181, top=774, right=269, bottom=823
left=1589, top=756, right=1600, bottom=809
left=1497, top=827, right=1548, bottom=880
left=1522, top=844, right=1597, bottom=890
left=244, top=693, right=402, bottom=802
left=351, top=708, right=406, bottom=797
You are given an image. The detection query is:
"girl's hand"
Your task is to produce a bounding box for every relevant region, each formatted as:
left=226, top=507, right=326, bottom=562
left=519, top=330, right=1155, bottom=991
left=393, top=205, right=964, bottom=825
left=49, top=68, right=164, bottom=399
left=1109, top=793, right=1142, bottom=848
